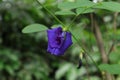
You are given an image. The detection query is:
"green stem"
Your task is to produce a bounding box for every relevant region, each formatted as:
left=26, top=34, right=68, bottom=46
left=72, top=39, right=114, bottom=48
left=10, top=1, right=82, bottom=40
left=36, top=0, right=101, bottom=74
left=71, top=32, right=101, bottom=73
left=35, top=0, right=65, bottom=27
left=67, top=4, right=97, bottom=29
left=67, top=15, right=78, bottom=29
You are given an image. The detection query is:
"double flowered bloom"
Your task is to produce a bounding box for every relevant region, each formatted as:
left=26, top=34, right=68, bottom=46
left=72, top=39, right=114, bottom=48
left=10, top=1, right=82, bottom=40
left=47, top=27, right=73, bottom=56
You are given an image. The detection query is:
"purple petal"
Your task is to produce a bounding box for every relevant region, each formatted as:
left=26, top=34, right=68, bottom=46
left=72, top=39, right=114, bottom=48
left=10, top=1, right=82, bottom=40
left=47, top=27, right=73, bottom=56
left=59, top=32, right=73, bottom=54
left=47, top=45, right=63, bottom=55
left=47, top=27, right=62, bottom=48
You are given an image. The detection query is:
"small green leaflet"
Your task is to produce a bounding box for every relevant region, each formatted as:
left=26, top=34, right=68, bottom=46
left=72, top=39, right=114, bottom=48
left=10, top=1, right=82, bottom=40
left=55, top=10, right=76, bottom=15
left=58, top=0, right=95, bottom=10
left=94, top=2, right=120, bottom=12
left=22, top=24, right=48, bottom=33
left=76, top=8, right=94, bottom=15
left=99, top=64, right=120, bottom=74
left=58, top=1, right=120, bottom=14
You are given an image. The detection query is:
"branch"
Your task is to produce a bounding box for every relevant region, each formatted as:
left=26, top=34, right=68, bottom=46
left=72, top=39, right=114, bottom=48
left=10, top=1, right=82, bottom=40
left=113, top=12, right=118, bottom=33
left=93, top=18, right=113, bottom=80
left=94, top=20, right=108, bottom=63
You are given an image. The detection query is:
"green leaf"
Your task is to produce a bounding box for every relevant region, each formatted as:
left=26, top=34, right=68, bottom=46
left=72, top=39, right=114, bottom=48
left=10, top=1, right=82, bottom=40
left=109, top=52, right=120, bottom=63
left=58, top=0, right=95, bottom=10
left=76, top=0, right=89, bottom=1
left=99, top=64, right=120, bottom=74
left=84, top=76, right=100, bottom=80
left=22, top=24, right=48, bottom=33
left=58, top=2, right=75, bottom=10
left=55, top=63, right=72, bottom=79
left=5, top=65, right=14, bottom=75
left=76, top=8, right=94, bottom=15
left=75, top=0, right=95, bottom=10
left=55, top=10, right=76, bottom=15
left=0, top=62, right=4, bottom=70
left=94, top=2, right=120, bottom=12
left=66, top=68, right=77, bottom=80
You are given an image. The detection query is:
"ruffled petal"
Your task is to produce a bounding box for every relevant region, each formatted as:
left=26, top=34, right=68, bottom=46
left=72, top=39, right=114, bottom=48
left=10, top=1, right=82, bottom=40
left=47, top=27, right=73, bottom=56
left=59, top=32, right=73, bottom=53
left=47, top=45, right=63, bottom=55
left=47, top=27, right=62, bottom=48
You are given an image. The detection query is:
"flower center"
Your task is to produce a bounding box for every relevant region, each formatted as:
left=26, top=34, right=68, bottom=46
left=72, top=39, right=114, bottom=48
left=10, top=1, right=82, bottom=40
left=55, top=37, right=61, bottom=45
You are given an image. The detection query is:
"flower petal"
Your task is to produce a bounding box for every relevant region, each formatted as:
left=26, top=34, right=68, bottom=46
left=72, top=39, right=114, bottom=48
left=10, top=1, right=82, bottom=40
left=47, top=27, right=62, bottom=48
left=47, top=27, right=73, bottom=56
left=59, top=32, right=73, bottom=53
left=47, top=45, right=63, bottom=55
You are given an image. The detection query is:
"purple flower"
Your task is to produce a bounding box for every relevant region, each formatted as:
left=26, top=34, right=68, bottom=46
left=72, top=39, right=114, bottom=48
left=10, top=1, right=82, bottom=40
left=47, top=27, right=73, bottom=56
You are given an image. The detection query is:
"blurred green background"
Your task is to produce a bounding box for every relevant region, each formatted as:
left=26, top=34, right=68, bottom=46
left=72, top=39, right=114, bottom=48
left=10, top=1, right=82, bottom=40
left=0, top=0, right=120, bottom=80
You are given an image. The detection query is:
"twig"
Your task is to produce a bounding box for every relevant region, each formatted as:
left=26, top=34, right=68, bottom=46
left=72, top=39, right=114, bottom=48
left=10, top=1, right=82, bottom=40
left=107, top=12, right=119, bottom=57
left=107, top=42, right=114, bottom=56
left=71, top=33, right=102, bottom=73
left=94, top=20, right=108, bottom=63
left=113, top=12, right=118, bottom=33
left=93, top=16, right=113, bottom=80
left=35, top=0, right=65, bottom=27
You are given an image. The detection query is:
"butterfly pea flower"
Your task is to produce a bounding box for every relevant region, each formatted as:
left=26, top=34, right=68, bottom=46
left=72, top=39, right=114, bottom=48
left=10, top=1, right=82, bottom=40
left=47, top=27, right=73, bottom=56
